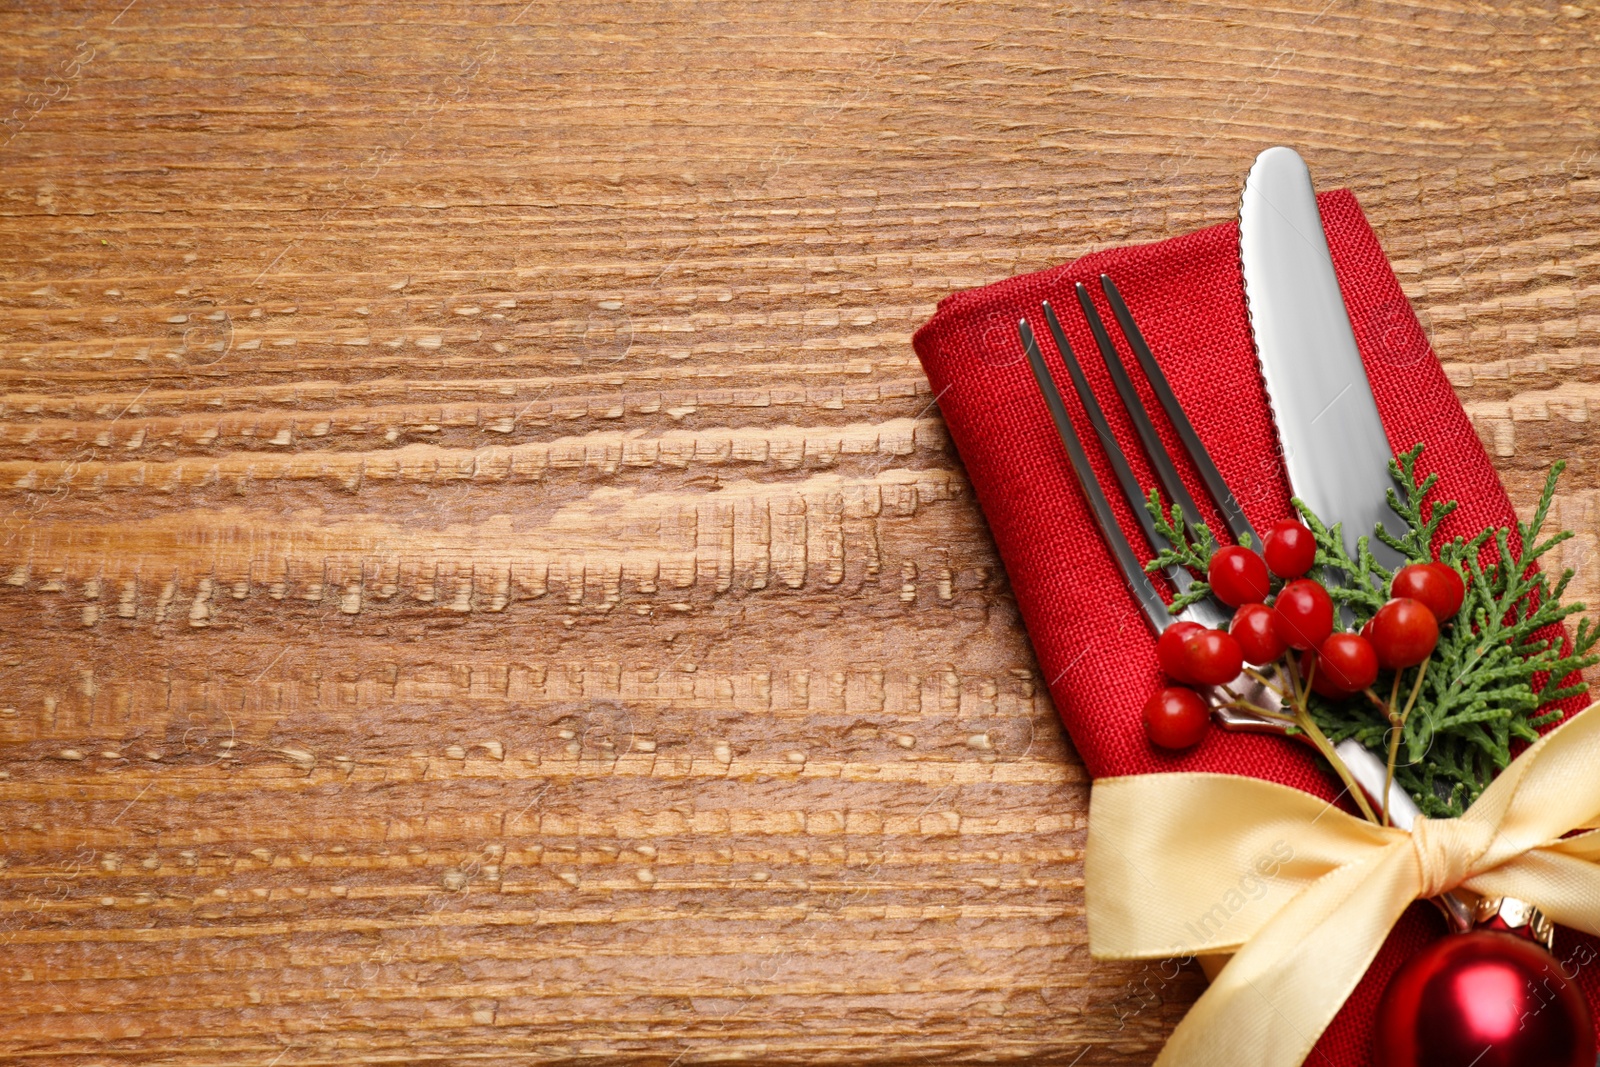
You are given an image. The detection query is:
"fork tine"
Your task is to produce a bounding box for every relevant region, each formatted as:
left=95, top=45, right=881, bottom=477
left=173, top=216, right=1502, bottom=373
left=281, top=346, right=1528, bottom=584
left=1019, top=324, right=1296, bottom=738
left=1099, top=274, right=1260, bottom=548
left=1039, top=302, right=1226, bottom=629
left=1040, top=302, right=1170, bottom=563
left=1016, top=318, right=1171, bottom=633
left=1074, top=282, right=1207, bottom=533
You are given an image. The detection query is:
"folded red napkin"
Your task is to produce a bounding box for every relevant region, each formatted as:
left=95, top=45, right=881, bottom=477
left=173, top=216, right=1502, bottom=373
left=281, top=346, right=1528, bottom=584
left=912, top=189, right=1596, bottom=1063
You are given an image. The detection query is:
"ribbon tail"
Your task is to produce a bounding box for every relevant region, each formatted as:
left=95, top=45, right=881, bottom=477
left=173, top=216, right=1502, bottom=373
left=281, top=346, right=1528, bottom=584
left=1467, top=837, right=1600, bottom=940
left=1156, top=842, right=1418, bottom=1067
left=1087, top=773, right=1397, bottom=960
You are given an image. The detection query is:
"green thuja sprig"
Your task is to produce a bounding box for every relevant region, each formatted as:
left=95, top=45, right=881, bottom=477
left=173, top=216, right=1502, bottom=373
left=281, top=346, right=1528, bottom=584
left=1303, top=449, right=1598, bottom=815
left=1376, top=447, right=1456, bottom=565
left=1142, top=488, right=1221, bottom=614
left=1290, top=505, right=1391, bottom=620
left=1145, top=443, right=1599, bottom=816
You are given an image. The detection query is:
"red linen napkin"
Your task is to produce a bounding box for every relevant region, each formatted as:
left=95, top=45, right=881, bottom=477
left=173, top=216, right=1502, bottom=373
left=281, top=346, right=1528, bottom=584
left=911, top=189, right=1596, bottom=1063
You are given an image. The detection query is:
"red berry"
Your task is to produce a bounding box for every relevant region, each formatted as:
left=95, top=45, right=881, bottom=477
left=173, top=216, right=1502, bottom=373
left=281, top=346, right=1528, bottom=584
left=1142, top=686, right=1210, bottom=750
left=1156, top=620, right=1205, bottom=682
left=1176, top=628, right=1244, bottom=687
left=1301, top=651, right=1344, bottom=698
left=1230, top=602, right=1287, bottom=665
left=1428, top=563, right=1466, bottom=619
left=1263, top=520, right=1317, bottom=578
left=1272, top=579, right=1334, bottom=651
left=1208, top=545, right=1271, bottom=606
left=1315, top=632, right=1379, bottom=694
left=1391, top=562, right=1465, bottom=623
left=1369, top=597, right=1439, bottom=669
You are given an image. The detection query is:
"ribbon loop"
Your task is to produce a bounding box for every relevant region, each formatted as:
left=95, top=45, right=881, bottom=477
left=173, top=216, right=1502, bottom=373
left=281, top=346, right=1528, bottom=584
left=1410, top=815, right=1492, bottom=899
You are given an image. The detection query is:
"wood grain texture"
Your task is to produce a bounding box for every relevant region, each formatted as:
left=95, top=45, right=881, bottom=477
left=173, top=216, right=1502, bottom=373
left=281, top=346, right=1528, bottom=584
left=0, top=1, right=1597, bottom=1062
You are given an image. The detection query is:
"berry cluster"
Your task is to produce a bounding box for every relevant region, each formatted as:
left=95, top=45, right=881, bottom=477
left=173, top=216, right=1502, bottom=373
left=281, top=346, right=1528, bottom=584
left=1134, top=446, right=1596, bottom=816
left=1142, top=519, right=1466, bottom=752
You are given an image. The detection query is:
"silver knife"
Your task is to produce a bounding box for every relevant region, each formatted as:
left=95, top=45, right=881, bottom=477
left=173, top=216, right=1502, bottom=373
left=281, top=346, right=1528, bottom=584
left=1239, top=146, right=1472, bottom=931
left=1239, top=146, right=1406, bottom=571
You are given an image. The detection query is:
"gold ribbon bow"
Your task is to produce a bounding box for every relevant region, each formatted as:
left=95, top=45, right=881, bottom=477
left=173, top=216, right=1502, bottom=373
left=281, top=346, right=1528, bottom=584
left=1086, top=701, right=1600, bottom=1067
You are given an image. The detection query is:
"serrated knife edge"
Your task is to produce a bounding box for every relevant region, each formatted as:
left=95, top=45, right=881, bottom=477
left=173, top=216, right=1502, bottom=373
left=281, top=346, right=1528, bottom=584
left=1238, top=146, right=1407, bottom=569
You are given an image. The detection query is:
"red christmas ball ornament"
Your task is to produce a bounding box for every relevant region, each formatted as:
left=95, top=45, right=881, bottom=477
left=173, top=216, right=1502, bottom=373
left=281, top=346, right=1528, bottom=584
left=1374, top=929, right=1595, bottom=1067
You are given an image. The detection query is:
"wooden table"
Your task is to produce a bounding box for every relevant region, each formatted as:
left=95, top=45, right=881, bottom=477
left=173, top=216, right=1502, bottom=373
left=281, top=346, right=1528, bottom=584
left=2, top=2, right=1595, bottom=1062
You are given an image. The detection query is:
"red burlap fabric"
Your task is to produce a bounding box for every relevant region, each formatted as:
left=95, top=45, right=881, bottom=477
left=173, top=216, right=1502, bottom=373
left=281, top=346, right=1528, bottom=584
left=911, top=189, right=1596, bottom=1063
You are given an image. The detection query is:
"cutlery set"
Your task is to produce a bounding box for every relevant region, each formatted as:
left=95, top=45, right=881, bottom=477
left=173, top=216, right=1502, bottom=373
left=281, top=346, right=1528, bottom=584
left=1012, top=146, right=1453, bottom=869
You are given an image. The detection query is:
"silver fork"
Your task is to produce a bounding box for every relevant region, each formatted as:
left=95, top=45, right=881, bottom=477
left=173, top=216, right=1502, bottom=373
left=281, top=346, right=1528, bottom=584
left=1016, top=277, right=1254, bottom=643
left=1016, top=275, right=1471, bottom=930
left=1016, top=278, right=1288, bottom=727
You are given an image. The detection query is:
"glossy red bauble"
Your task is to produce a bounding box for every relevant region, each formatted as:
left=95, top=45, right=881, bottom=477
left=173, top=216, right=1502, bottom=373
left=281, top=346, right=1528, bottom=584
left=1156, top=621, right=1205, bottom=683
left=1230, top=603, right=1288, bottom=665
left=1391, top=562, right=1466, bottom=623
left=1370, top=597, right=1440, bottom=669
left=1313, top=632, right=1379, bottom=695
left=1273, top=579, right=1335, bottom=651
left=1208, top=545, right=1271, bottom=606
left=1374, top=930, right=1595, bottom=1067
left=1142, top=686, right=1210, bottom=750
left=1263, top=520, right=1317, bottom=578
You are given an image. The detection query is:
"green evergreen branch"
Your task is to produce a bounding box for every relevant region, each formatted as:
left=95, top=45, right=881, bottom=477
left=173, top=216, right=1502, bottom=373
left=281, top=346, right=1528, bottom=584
left=1141, top=489, right=1219, bottom=614
left=1151, top=442, right=1597, bottom=817
left=1377, top=447, right=1456, bottom=564
left=1314, top=447, right=1597, bottom=815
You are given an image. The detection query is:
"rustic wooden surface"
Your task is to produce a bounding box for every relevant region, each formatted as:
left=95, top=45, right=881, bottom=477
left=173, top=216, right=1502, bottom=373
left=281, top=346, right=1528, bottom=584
left=2, top=1, right=1598, bottom=1063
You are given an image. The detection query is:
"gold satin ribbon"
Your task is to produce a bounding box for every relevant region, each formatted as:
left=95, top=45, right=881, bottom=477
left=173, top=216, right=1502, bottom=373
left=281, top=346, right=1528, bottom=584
left=1086, top=701, right=1600, bottom=1067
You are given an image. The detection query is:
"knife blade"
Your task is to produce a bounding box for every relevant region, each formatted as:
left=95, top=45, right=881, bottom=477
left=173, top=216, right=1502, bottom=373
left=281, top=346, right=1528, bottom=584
left=1239, top=149, right=1476, bottom=934
left=1239, top=146, right=1406, bottom=571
